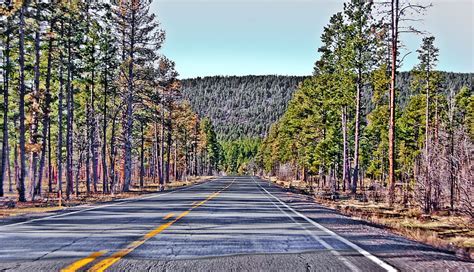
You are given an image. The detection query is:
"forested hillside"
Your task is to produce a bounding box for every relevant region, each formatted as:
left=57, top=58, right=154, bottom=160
left=182, top=73, right=471, bottom=140
left=182, top=75, right=307, bottom=140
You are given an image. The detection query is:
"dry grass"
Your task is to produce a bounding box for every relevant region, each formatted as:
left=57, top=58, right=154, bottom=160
left=0, top=205, right=65, bottom=218
left=318, top=198, right=474, bottom=260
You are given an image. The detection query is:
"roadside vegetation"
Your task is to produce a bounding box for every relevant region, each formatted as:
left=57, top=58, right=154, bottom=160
left=257, top=0, right=473, bottom=259
left=270, top=178, right=473, bottom=260
left=258, top=0, right=473, bottom=219
left=0, top=1, right=221, bottom=210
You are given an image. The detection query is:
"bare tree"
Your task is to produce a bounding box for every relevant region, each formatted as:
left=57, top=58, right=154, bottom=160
left=377, top=0, right=431, bottom=206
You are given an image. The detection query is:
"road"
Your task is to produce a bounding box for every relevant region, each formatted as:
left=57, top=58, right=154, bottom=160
left=0, top=176, right=472, bottom=271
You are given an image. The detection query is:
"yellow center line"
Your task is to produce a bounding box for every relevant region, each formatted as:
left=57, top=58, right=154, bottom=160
left=163, top=213, right=175, bottom=220
left=60, top=250, right=107, bottom=272
left=86, top=181, right=234, bottom=272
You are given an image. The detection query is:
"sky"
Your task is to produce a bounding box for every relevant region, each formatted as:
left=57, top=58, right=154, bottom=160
left=151, top=0, right=474, bottom=79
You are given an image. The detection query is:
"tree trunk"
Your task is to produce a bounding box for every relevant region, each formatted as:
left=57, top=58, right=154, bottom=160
left=75, top=146, right=84, bottom=197
left=183, top=130, right=188, bottom=181
left=30, top=4, right=42, bottom=200
left=153, top=122, right=159, bottom=184
left=123, top=8, right=136, bottom=192
left=18, top=4, right=27, bottom=202
left=14, top=142, right=19, bottom=193
left=159, top=108, right=165, bottom=187
left=194, top=123, right=198, bottom=176
left=341, top=106, right=350, bottom=192
left=7, top=144, right=12, bottom=193
left=388, top=0, right=399, bottom=207
left=0, top=23, right=11, bottom=197
left=48, top=119, right=52, bottom=193
left=174, top=141, right=177, bottom=182
left=140, top=122, right=145, bottom=188
left=66, top=21, right=74, bottom=199
left=352, top=69, right=362, bottom=195
left=424, top=65, right=431, bottom=213
left=57, top=21, right=65, bottom=199
left=86, top=113, right=91, bottom=194
left=109, top=111, right=118, bottom=194
left=166, top=108, right=172, bottom=184
left=102, top=67, right=108, bottom=194
left=91, top=70, right=99, bottom=193
left=449, top=123, right=455, bottom=211
left=37, top=19, right=54, bottom=198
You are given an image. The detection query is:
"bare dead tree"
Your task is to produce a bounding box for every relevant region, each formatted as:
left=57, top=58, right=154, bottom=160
left=375, top=0, right=431, bottom=207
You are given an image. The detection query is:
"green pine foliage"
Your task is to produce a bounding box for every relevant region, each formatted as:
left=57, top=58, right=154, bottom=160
left=255, top=1, right=473, bottom=215
left=220, top=138, right=261, bottom=174
left=182, top=75, right=307, bottom=140
left=183, top=73, right=471, bottom=142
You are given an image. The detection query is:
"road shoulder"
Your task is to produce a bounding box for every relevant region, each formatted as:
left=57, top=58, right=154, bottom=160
left=255, top=177, right=474, bottom=271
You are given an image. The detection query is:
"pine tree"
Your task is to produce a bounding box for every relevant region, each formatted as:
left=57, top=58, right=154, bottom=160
left=112, top=0, right=165, bottom=192
left=98, top=3, right=118, bottom=193
left=344, top=0, right=376, bottom=194
left=0, top=16, right=13, bottom=197
left=384, top=0, right=431, bottom=206
left=37, top=3, right=56, bottom=195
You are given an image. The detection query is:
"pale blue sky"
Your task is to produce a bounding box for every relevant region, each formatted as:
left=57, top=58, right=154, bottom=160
left=151, top=0, right=473, bottom=79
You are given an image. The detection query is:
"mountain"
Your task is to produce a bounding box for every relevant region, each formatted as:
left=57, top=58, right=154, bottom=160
left=181, top=75, right=307, bottom=140
left=181, top=73, right=472, bottom=140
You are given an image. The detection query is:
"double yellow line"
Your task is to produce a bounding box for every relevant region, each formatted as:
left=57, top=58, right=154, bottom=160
left=61, top=181, right=233, bottom=272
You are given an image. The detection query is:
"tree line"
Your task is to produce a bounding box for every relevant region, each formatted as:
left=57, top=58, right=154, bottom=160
left=220, top=138, right=260, bottom=174
left=183, top=74, right=469, bottom=141
left=182, top=72, right=469, bottom=181
left=257, top=0, right=473, bottom=216
left=0, top=0, right=221, bottom=202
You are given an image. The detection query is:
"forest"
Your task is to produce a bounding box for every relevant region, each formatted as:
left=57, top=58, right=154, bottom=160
left=0, top=0, right=472, bottom=217
left=182, top=72, right=470, bottom=176
left=183, top=74, right=470, bottom=140
left=0, top=0, right=222, bottom=202
left=182, top=75, right=306, bottom=140
left=0, top=1, right=472, bottom=268
left=257, top=1, right=473, bottom=216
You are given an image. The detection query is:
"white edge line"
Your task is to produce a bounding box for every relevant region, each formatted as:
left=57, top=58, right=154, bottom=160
left=0, top=177, right=215, bottom=229
left=254, top=177, right=397, bottom=272
left=256, top=179, right=360, bottom=272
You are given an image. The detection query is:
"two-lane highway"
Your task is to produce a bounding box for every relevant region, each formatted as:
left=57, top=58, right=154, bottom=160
left=0, top=177, right=472, bottom=271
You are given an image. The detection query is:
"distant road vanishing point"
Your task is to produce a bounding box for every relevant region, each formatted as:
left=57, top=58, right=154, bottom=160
left=0, top=177, right=472, bottom=271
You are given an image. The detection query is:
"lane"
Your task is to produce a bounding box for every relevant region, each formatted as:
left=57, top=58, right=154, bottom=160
left=86, top=179, right=234, bottom=272
left=105, top=176, right=473, bottom=271
left=110, top=176, right=385, bottom=272
left=0, top=177, right=229, bottom=271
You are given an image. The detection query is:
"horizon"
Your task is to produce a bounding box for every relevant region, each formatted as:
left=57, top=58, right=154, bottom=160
left=178, top=70, right=473, bottom=80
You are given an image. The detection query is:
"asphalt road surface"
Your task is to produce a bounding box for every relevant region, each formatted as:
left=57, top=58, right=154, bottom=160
left=0, top=176, right=472, bottom=271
